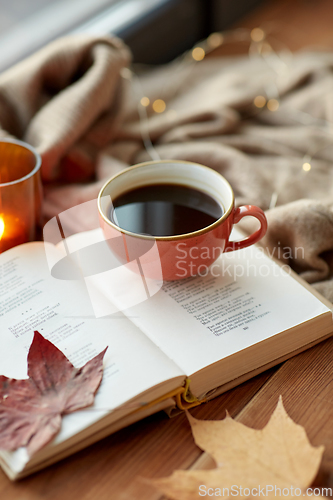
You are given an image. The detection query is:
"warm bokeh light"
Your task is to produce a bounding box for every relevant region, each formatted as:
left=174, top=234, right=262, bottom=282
left=152, top=99, right=166, bottom=113
left=207, top=33, right=224, bottom=48
left=267, top=99, right=279, bottom=111
left=302, top=162, right=312, bottom=172
left=140, top=97, right=150, bottom=107
left=251, top=27, right=265, bottom=42
left=192, top=47, right=205, bottom=61
left=0, top=217, right=4, bottom=240
left=254, top=95, right=267, bottom=108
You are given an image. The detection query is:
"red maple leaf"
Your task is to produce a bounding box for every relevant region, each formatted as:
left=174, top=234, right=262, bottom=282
left=0, top=331, right=107, bottom=455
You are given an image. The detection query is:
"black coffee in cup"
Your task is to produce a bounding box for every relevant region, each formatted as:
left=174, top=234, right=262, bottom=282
left=109, top=183, right=224, bottom=237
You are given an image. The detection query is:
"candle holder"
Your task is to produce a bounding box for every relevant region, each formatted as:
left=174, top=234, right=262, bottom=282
left=0, top=139, right=42, bottom=253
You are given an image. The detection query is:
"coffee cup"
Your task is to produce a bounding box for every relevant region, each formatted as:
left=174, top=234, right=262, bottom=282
left=97, top=160, right=267, bottom=281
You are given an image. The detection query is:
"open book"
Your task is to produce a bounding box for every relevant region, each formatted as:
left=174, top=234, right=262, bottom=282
left=0, top=227, right=332, bottom=479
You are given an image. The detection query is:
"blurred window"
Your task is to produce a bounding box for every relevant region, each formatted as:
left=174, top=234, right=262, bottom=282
left=0, top=0, right=120, bottom=71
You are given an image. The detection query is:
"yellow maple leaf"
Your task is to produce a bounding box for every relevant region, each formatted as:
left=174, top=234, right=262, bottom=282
left=152, top=397, right=324, bottom=500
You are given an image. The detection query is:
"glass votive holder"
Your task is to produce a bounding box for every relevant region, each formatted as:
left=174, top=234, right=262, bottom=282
left=0, top=139, right=42, bottom=253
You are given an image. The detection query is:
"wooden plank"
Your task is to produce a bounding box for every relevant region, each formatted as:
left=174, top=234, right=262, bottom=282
left=236, top=337, right=333, bottom=474
left=212, top=0, right=333, bottom=57
left=236, top=0, right=333, bottom=51
left=188, top=337, right=333, bottom=486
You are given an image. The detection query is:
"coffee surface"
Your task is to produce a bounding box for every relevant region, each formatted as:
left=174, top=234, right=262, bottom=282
left=110, top=183, right=223, bottom=237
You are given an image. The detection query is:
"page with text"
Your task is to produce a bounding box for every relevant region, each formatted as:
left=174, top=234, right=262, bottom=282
left=119, top=233, right=330, bottom=376
left=0, top=242, right=184, bottom=473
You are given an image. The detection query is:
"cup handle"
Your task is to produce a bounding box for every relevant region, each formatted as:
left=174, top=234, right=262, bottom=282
left=224, top=205, right=267, bottom=252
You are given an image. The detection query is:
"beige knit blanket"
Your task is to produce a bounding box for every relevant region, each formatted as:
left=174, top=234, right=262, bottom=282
left=1, top=35, right=333, bottom=300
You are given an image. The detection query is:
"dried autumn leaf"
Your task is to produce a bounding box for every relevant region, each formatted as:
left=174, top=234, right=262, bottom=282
left=152, top=397, right=324, bottom=500
left=0, top=331, right=107, bottom=455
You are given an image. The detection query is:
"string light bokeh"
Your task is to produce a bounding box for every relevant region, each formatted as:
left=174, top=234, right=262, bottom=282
left=123, top=26, right=332, bottom=209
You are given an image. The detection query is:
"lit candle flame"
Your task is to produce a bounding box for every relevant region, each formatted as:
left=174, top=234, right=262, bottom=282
left=0, top=217, right=4, bottom=240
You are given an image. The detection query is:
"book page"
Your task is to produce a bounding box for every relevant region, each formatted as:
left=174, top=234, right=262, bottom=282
left=0, top=242, right=184, bottom=473
left=116, top=230, right=331, bottom=377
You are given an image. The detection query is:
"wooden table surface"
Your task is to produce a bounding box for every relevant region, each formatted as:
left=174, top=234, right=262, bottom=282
left=2, top=0, right=333, bottom=498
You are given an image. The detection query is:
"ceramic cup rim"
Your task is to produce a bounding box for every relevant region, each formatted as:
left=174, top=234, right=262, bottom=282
left=97, top=159, right=235, bottom=241
left=0, top=138, right=42, bottom=187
